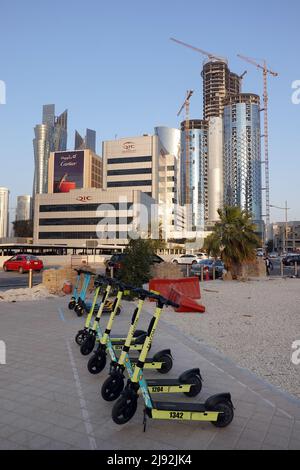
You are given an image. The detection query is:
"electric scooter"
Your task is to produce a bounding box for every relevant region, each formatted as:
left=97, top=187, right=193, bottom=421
left=111, top=290, right=234, bottom=429
left=76, top=276, right=146, bottom=350
left=86, top=278, right=173, bottom=375
left=68, top=269, right=82, bottom=310
left=101, top=286, right=202, bottom=401
left=69, top=269, right=95, bottom=316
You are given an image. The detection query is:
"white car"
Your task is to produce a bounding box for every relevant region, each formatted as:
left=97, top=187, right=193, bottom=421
left=171, top=254, right=200, bottom=265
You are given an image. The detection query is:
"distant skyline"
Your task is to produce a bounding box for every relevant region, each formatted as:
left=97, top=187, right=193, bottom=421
left=0, top=0, right=300, bottom=223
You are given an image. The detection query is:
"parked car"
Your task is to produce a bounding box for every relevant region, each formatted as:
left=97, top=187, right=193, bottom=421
left=268, top=252, right=278, bottom=259
left=171, top=254, right=201, bottom=265
left=3, top=255, right=44, bottom=274
left=282, top=254, right=300, bottom=266
left=105, top=252, right=164, bottom=276
left=191, top=259, right=225, bottom=279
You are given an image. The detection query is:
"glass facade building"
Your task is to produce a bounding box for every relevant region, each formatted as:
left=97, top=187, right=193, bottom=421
left=180, top=120, right=208, bottom=230
left=74, top=128, right=96, bottom=152
left=223, top=94, right=262, bottom=227
left=16, top=195, right=32, bottom=221
left=33, top=105, right=68, bottom=197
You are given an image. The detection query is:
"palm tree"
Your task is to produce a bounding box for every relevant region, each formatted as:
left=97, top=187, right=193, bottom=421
left=204, top=206, right=260, bottom=277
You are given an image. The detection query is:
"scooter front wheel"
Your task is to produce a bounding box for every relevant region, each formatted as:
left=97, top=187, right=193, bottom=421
left=101, top=375, right=124, bottom=401
left=211, top=401, right=234, bottom=428
left=75, top=330, right=88, bottom=346
left=112, top=395, right=138, bottom=424
left=87, top=352, right=106, bottom=375
left=80, top=336, right=96, bottom=356
left=68, top=300, right=76, bottom=310
left=184, top=375, right=202, bottom=398
left=74, top=305, right=84, bottom=317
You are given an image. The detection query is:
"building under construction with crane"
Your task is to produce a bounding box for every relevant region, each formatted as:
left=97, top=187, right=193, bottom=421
left=171, top=37, right=277, bottom=238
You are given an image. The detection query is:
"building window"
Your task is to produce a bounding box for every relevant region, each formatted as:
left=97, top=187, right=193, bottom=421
left=107, top=180, right=152, bottom=188
left=107, top=156, right=152, bottom=164
left=39, top=217, right=133, bottom=226
left=39, top=203, right=132, bottom=212
left=107, top=168, right=152, bottom=176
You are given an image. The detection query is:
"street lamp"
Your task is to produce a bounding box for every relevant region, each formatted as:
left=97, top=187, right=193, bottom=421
left=269, top=201, right=291, bottom=254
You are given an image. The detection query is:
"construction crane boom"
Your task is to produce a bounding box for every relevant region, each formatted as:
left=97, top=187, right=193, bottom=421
left=170, top=37, right=227, bottom=62
left=237, top=54, right=278, bottom=77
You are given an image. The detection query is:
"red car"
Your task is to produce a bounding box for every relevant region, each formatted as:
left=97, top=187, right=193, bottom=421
left=3, top=255, right=43, bottom=274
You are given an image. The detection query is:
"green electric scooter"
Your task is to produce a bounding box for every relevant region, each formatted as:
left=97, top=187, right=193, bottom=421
left=111, top=290, right=234, bottom=429
left=76, top=276, right=147, bottom=352
left=86, top=278, right=173, bottom=375
left=101, top=286, right=202, bottom=401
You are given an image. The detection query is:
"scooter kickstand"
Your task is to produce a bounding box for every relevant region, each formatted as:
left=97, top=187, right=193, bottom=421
left=143, top=409, right=147, bottom=433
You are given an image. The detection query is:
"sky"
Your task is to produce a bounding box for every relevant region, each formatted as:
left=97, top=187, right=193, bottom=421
left=0, top=0, right=300, bottom=223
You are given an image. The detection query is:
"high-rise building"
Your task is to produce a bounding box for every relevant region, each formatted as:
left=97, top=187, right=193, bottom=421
left=208, top=117, right=224, bottom=223
left=0, top=187, right=9, bottom=238
left=33, top=105, right=68, bottom=197
left=223, top=93, right=262, bottom=227
left=16, top=195, right=32, bottom=221
left=74, top=129, right=96, bottom=152
left=180, top=119, right=208, bottom=230
left=201, top=60, right=241, bottom=120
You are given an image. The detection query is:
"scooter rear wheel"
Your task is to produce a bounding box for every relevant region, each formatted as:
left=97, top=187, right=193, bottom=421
left=211, top=401, right=234, bottom=428
left=112, top=395, right=138, bottom=424
left=75, top=330, right=88, bottom=346
left=155, top=353, right=173, bottom=374
left=87, top=352, right=106, bottom=375
left=101, top=375, right=124, bottom=401
left=74, top=305, right=84, bottom=317
left=68, top=300, right=76, bottom=310
left=184, top=375, right=202, bottom=398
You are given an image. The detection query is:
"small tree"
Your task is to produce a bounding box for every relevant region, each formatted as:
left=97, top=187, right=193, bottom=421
left=118, top=238, right=155, bottom=288
left=203, top=206, right=260, bottom=277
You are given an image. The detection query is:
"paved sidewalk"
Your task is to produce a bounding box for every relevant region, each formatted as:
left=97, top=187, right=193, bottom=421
left=0, top=298, right=299, bottom=450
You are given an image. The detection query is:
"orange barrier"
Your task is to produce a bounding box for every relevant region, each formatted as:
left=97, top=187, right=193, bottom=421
left=168, top=287, right=206, bottom=313
left=149, top=277, right=201, bottom=300
left=149, top=277, right=205, bottom=313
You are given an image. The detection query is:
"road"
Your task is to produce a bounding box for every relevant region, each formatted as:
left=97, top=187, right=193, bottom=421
left=0, top=267, right=61, bottom=291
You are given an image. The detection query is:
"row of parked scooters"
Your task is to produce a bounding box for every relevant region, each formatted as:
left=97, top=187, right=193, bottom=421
left=68, top=268, right=234, bottom=429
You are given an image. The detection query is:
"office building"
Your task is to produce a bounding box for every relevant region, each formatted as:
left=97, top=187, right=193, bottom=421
left=202, top=60, right=241, bottom=120
left=102, top=135, right=161, bottom=201
left=48, top=150, right=102, bottom=193
left=223, top=94, right=262, bottom=228
left=268, top=222, right=300, bottom=254
left=0, top=187, right=9, bottom=238
left=180, top=119, right=209, bottom=230
left=33, top=105, right=68, bottom=197
left=33, top=188, right=154, bottom=247
left=16, top=195, right=32, bottom=221
left=74, top=129, right=96, bottom=152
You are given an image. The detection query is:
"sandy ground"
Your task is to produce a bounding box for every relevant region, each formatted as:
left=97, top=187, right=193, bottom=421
left=0, top=284, right=58, bottom=302
left=162, top=278, right=300, bottom=399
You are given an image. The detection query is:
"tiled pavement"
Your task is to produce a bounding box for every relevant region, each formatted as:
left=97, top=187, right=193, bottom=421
left=0, top=297, right=299, bottom=450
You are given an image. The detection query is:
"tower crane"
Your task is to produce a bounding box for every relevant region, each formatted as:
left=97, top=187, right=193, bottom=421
left=237, top=54, right=278, bottom=231
left=177, top=90, right=194, bottom=207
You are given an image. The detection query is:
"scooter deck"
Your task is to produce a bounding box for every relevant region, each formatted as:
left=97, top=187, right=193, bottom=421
left=153, top=401, right=206, bottom=412
left=147, top=379, right=185, bottom=387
